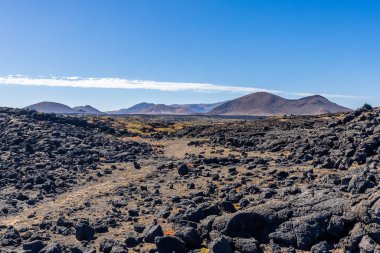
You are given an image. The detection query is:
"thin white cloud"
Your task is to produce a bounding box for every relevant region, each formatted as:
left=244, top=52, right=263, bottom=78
left=0, top=75, right=364, bottom=99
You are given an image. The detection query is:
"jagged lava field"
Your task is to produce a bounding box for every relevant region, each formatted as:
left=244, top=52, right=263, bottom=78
left=1, top=105, right=380, bottom=253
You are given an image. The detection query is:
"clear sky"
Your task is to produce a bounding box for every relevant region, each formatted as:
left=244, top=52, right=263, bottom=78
left=0, top=0, right=379, bottom=110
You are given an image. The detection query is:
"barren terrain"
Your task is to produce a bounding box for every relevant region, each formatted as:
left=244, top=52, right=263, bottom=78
left=1, top=105, right=380, bottom=253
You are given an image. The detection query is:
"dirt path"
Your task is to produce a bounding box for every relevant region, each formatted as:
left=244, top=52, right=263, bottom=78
left=1, top=162, right=146, bottom=226
left=0, top=137, right=295, bottom=230
left=1, top=138, right=203, bottom=230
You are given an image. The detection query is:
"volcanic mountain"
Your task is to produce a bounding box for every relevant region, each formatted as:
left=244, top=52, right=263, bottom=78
left=26, top=102, right=103, bottom=114
left=25, top=102, right=80, bottom=114
left=208, top=92, right=352, bottom=116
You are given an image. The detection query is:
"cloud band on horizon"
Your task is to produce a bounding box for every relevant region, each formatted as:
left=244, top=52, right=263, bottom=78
left=0, top=75, right=364, bottom=99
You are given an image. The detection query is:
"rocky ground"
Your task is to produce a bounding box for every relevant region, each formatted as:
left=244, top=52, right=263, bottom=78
left=1, top=105, right=380, bottom=253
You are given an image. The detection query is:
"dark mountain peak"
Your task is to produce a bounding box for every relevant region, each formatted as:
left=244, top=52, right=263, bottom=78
left=238, top=92, right=286, bottom=103
left=33, top=101, right=68, bottom=107
left=135, top=102, right=155, bottom=106
left=248, top=91, right=278, bottom=96
left=300, top=94, right=329, bottom=101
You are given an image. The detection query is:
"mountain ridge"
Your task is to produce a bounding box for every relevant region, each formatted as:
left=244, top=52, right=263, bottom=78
left=24, top=92, right=352, bottom=116
left=208, top=92, right=352, bottom=115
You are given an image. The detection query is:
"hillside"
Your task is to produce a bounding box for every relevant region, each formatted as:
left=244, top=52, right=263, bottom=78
left=25, top=102, right=79, bottom=114
left=208, top=92, right=352, bottom=115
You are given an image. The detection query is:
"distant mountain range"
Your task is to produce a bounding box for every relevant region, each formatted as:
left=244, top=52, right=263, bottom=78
left=25, top=92, right=352, bottom=116
left=107, top=102, right=225, bottom=115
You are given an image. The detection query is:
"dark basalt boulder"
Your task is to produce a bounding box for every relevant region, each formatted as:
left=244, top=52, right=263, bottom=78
left=143, top=224, right=164, bottom=243
left=155, top=236, right=188, bottom=253
left=99, top=239, right=114, bottom=253
left=125, top=234, right=140, bottom=248
left=23, top=240, right=46, bottom=253
left=209, top=236, right=233, bottom=253
left=178, top=164, right=189, bottom=176
left=232, top=237, right=260, bottom=253
left=174, top=226, right=202, bottom=248
left=75, top=222, right=95, bottom=241
left=292, top=212, right=331, bottom=250
left=212, top=211, right=267, bottom=238
left=347, top=174, right=375, bottom=194
left=310, top=241, right=331, bottom=253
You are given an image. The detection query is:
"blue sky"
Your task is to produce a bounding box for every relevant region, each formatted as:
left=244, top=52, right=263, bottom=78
left=0, top=0, right=379, bottom=110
